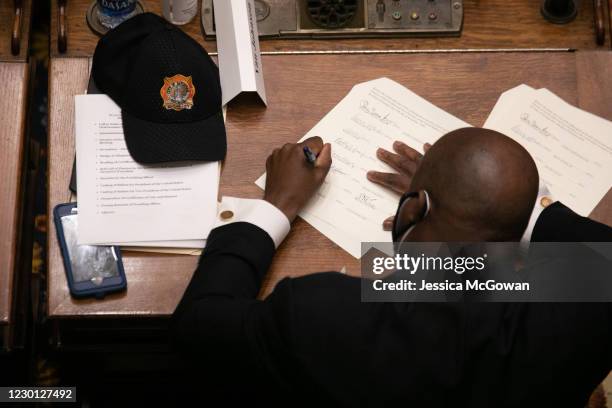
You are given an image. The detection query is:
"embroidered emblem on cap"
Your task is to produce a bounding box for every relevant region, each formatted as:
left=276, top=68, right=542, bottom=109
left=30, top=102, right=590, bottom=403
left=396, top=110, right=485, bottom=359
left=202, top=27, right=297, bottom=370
left=160, top=74, right=195, bottom=111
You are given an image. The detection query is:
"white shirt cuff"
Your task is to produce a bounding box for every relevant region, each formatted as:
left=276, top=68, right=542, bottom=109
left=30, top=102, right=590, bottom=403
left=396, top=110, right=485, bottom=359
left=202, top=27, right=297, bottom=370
left=520, top=181, right=556, bottom=250
left=214, top=197, right=291, bottom=248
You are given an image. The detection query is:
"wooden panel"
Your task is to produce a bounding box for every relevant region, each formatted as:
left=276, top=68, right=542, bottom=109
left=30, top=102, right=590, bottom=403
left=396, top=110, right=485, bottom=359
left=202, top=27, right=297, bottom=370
left=49, top=0, right=607, bottom=58
left=47, top=51, right=612, bottom=319
left=0, top=62, right=28, bottom=323
left=576, top=51, right=612, bottom=121
left=0, top=0, right=32, bottom=62
left=575, top=51, right=612, bottom=227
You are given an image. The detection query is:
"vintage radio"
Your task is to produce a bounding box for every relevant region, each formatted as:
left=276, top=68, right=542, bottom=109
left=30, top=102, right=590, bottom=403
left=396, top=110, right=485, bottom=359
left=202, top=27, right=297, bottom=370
left=201, top=0, right=463, bottom=39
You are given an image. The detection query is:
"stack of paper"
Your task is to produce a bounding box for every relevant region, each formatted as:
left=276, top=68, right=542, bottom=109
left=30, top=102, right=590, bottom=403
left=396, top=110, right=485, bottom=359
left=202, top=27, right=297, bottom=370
left=256, top=79, right=612, bottom=258
left=74, top=94, right=219, bottom=250
left=485, top=85, right=612, bottom=217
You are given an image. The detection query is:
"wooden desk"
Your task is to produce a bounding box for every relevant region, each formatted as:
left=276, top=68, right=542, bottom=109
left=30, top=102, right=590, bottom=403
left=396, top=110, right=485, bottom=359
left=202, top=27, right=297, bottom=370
left=0, top=0, right=31, bottom=62
left=50, top=0, right=609, bottom=58
left=0, top=62, right=29, bottom=349
left=47, top=50, right=612, bottom=323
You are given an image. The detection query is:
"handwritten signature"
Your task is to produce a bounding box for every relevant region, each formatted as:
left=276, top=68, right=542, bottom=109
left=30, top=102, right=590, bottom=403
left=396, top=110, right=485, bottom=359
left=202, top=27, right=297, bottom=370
left=355, top=193, right=377, bottom=209
left=520, top=113, right=552, bottom=138
left=359, top=100, right=395, bottom=127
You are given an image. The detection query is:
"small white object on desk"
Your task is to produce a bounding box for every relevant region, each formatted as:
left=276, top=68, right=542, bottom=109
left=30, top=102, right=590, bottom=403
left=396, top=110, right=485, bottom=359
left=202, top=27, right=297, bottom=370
left=162, top=0, right=198, bottom=25
left=213, top=0, right=267, bottom=106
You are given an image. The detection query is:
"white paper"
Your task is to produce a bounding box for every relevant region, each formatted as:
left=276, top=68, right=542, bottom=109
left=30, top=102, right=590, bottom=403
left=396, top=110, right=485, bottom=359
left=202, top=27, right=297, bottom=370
left=75, top=94, right=220, bottom=245
left=213, top=0, right=267, bottom=105
left=104, top=239, right=206, bottom=248
left=485, top=85, right=612, bottom=216
left=69, top=191, right=205, bottom=250
left=256, top=78, right=470, bottom=258
left=121, top=246, right=202, bottom=256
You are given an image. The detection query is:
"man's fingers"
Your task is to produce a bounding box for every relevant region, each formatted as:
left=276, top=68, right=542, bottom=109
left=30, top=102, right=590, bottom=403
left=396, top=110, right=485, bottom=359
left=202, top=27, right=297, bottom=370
left=392, top=141, right=422, bottom=161
left=301, top=136, right=324, bottom=155
left=376, top=148, right=406, bottom=172
left=424, top=143, right=432, bottom=153
left=377, top=148, right=416, bottom=175
left=315, top=143, right=332, bottom=170
left=366, top=171, right=409, bottom=194
left=266, top=154, right=272, bottom=169
left=266, top=147, right=280, bottom=167
left=383, top=216, right=394, bottom=231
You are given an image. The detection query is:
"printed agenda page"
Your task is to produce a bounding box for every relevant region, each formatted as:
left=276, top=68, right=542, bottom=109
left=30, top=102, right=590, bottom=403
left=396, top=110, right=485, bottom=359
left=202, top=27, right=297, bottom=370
left=75, top=94, right=220, bottom=244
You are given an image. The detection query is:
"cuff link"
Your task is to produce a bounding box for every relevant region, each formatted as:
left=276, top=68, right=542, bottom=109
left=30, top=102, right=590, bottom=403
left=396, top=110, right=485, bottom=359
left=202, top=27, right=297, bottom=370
left=219, top=210, right=234, bottom=221
left=540, top=196, right=553, bottom=208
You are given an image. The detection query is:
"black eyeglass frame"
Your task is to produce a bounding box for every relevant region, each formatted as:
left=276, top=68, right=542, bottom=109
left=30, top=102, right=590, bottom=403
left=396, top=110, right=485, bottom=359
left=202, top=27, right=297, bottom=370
left=391, top=190, right=430, bottom=242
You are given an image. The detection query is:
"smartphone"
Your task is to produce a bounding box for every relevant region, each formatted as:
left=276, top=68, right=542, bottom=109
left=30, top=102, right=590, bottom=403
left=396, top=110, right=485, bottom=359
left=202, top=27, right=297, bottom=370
left=53, top=202, right=127, bottom=298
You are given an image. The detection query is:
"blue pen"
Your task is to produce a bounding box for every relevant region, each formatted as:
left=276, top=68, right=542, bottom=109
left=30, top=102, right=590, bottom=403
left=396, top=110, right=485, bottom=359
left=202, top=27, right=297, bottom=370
left=303, top=146, right=317, bottom=164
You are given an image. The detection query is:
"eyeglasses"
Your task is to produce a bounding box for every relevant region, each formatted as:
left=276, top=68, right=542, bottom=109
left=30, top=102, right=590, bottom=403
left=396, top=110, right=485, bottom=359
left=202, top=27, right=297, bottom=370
left=392, top=190, right=431, bottom=242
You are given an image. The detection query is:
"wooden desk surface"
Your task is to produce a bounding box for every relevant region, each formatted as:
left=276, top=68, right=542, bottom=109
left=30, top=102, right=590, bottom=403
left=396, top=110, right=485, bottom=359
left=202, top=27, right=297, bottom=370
left=47, top=50, right=612, bottom=318
left=0, top=0, right=31, bottom=62
left=0, top=62, right=29, bottom=324
left=50, top=0, right=609, bottom=58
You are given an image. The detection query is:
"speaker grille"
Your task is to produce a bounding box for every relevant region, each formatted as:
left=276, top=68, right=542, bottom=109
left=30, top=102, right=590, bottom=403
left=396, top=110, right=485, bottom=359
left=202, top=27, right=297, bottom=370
left=306, top=0, right=358, bottom=28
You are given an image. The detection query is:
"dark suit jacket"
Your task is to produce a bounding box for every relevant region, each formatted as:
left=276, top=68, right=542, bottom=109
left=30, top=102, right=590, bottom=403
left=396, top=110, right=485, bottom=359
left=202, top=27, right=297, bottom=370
left=172, top=202, right=612, bottom=407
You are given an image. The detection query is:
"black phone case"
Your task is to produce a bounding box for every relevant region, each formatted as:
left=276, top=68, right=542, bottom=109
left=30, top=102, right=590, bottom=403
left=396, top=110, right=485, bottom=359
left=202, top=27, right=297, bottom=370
left=53, top=202, right=127, bottom=298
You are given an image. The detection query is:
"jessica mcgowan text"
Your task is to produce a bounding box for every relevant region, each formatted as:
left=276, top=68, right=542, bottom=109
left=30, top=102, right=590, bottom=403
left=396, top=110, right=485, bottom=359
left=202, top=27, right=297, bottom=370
left=372, top=279, right=530, bottom=292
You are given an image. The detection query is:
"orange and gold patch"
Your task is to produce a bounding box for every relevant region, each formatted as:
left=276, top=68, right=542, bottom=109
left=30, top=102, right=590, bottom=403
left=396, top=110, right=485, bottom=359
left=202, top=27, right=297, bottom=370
left=160, top=74, right=195, bottom=111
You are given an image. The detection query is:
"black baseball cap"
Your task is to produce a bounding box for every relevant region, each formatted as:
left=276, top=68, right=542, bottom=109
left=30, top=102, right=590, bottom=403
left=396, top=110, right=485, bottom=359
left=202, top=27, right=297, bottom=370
left=92, top=13, right=226, bottom=164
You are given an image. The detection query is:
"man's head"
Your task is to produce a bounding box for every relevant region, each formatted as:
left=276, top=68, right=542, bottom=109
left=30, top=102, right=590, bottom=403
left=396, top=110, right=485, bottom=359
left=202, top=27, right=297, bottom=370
left=396, top=128, right=539, bottom=242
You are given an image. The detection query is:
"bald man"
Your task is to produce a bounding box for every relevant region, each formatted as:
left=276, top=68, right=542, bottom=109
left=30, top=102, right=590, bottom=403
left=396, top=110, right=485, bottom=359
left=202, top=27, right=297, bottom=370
left=173, top=128, right=612, bottom=407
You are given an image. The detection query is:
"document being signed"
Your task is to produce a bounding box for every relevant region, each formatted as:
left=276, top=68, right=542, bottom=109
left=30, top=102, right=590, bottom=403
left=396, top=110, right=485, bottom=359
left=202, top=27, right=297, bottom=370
left=256, top=78, right=469, bottom=258
left=485, top=85, right=612, bottom=217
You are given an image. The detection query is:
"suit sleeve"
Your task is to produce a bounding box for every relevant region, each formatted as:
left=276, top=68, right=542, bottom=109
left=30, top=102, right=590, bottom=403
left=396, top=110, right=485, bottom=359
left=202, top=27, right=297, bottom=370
left=171, top=222, right=299, bottom=395
left=171, top=221, right=367, bottom=402
left=532, top=202, right=612, bottom=242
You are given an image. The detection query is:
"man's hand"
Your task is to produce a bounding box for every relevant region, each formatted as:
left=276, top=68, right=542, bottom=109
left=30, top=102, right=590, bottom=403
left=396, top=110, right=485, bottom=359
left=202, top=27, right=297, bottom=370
left=367, top=141, right=430, bottom=230
left=264, top=136, right=332, bottom=222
